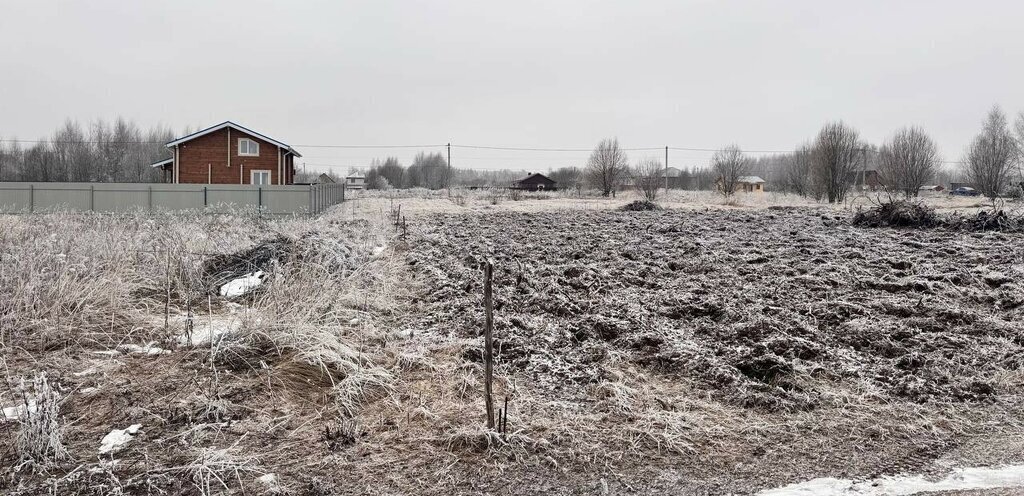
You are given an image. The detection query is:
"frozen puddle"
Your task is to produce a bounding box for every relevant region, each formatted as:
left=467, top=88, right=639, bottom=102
left=759, top=464, right=1024, bottom=495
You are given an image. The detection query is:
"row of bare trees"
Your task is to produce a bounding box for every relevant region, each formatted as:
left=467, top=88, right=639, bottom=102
left=0, top=118, right=175, bottom=183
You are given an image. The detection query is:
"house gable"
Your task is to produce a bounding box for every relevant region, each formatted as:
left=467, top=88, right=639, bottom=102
left=165, top=122, right=298, bottom=185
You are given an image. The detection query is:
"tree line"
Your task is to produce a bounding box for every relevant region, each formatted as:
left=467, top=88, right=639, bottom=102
left=6, top=106, right=1024, bottom=199
left=0, top=118, right=175, bottom=183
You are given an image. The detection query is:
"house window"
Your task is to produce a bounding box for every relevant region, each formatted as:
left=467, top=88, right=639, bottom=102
left=238, top=138, right=259, bottom=156
left=251, top=170, right=271, bottom=185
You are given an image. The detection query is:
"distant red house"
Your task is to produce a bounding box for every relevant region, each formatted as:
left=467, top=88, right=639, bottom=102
left=848, top=169, right=883, bottom=191
left=151, top=121, right=302, bottom=185
left=513, top=173, right=557, bottom=191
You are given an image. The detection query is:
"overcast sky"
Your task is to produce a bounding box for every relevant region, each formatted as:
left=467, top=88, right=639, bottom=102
left=2, top=0, right=1023, bottom=173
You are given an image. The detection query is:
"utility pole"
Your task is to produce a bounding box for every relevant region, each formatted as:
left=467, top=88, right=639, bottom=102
left=665, top=146, right=669, bottom=192
left=447, top=142, right=452, bottom=197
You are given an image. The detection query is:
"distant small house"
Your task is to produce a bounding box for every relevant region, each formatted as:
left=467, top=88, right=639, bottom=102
left=662, top=166, right=685, bottom=189
left=345, top=170, right=365, bottom=190
left=317, top=173, right=336, bottom=184
left=919, top=185, right=944, bottom=193
left=848, top=169, right=883, bottom=191
left=717, top=175, right=766, bottom=194
left=514, top=173, right=557, bottom=191
left=737, top=176, right=766, bottom=193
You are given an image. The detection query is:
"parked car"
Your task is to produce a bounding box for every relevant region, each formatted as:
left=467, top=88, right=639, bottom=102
left=950, top=186, right=980, bottom=196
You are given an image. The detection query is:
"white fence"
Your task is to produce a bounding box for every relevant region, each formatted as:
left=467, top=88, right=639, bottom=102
left=0, top=182, right=345, bottom=216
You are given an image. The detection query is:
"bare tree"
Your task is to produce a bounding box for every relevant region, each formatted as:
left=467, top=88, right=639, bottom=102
left=781, top=145, right=815, bottom=198
left=812, top=121, right=862, bottom=203
left=963, top=106, right=1017, bottom=199
left=878, top=126, right=940, bottom=199
left=712, top=145, right=750, bottom=198
left=549, top=166, right=583, bottom=193
left=585, top=138, right=628, bottom=196
left=632, top=158, right=663, bottom=201
left=1013, top=111, right=1024, bottom=196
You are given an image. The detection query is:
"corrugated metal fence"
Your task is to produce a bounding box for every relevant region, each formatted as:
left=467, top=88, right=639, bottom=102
left=0, top=182, right=345, bottom=215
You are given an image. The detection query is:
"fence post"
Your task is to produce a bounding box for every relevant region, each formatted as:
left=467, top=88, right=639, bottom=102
left=258, top=186, right=263, bottom=209
left=90, top=184, right=95, bottom=211
left=483, top=259, right=495, bottom=429
left=342, top=183, right=346, bottom=202
left=308, top=185, right=314, bottom=215
left=29, top=184, right=34, bottom=213
left=203, top=186, right=208, bottom=207
left=148, top=185, right=153, bottom=212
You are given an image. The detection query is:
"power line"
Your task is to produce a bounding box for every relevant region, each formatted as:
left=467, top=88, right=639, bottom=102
left=0, top=138, right=968, bottom=164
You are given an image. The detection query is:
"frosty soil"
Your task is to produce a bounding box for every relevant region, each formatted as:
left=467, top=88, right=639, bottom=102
left=404, top=206, right=1024, bottom=492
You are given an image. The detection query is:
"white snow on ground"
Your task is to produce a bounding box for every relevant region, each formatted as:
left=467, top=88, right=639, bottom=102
left=93, top=342, right=169, bottom=356
left=98, top=424, right=142, bottom=454
left=759, top=465, right=1024, bottom=495
left=219, top=271, right=265, bottom=297
left=177, top=315, right=242, bottom=346
left=118, top=342, right=170, bottom=355
left=2, top=401, right=37, bottom=422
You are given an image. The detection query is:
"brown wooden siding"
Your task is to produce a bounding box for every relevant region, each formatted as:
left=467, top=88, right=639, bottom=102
left=175, top=128, right=293, bottom=184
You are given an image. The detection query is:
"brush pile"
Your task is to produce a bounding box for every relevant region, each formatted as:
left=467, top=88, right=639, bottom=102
left=852, top=201, right=940, bottom=228
left=620, top=199, right=662, bottom=211
left=854, top=200, right=1024, bottom=232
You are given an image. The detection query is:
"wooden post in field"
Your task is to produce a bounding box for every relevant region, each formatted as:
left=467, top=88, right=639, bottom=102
left=483, top=259, right=495, bottom=429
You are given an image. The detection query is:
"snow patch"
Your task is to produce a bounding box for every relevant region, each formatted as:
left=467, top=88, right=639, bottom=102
left=759, top=464, right=1024, bottom=495
left=99, top=424, right=142, bottom=454
left=219, top=271, right=265, bottom=297
left=178, top=315, right=242, bottom=346
left=118, top=342, right=170, bottom=355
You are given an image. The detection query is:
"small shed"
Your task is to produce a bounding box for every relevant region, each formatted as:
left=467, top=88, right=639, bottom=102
left=514, top=173, right=557, bottom=191
left=736, top=176, right=766, bottom=193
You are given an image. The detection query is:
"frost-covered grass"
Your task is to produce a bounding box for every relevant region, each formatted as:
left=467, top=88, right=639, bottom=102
left=0, top=206, right=412, bottom=493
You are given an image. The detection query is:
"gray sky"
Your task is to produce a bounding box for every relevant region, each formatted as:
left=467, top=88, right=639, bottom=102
left=2, top=0, right=1023, bottom=173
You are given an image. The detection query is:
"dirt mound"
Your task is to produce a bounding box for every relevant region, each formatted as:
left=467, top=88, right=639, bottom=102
left=620, top=200, right=662, bottom=211
left=852, top=201, right=940, bottom=228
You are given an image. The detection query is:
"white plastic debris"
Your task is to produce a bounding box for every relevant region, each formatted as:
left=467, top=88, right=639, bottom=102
left=99, top=424, right=142, bottom=454
left=2, top=400, right=37, bottom=422
left=219, top=271, right=265, bottom=297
